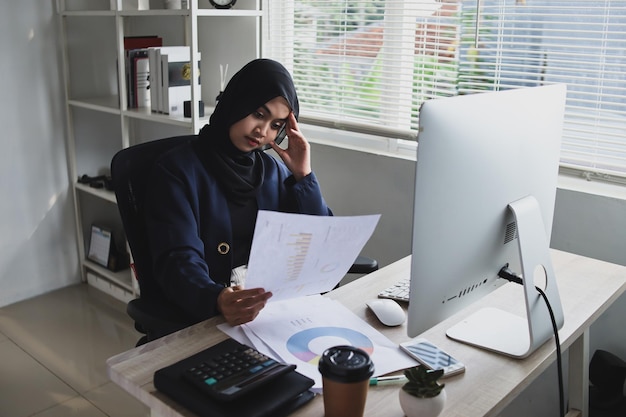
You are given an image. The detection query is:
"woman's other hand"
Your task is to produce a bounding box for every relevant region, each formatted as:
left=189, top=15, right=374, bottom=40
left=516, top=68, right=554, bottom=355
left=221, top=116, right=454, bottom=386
left=217, top=285, right=273, bottom=326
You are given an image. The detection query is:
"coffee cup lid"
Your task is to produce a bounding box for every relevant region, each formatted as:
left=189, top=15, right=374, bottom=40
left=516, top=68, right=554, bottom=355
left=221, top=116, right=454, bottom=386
left=318, top=345, right=375, bottom=383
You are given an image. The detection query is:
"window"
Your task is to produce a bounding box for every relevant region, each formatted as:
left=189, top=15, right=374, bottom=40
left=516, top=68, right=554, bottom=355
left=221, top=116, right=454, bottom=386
left=264, top=1, right=626, bottom=182
left=264, top=0, right=459, bottom=139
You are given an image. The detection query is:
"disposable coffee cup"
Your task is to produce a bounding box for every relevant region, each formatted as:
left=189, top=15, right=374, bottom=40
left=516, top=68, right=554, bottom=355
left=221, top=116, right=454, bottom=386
left=318, top=345, right=375, bottom=417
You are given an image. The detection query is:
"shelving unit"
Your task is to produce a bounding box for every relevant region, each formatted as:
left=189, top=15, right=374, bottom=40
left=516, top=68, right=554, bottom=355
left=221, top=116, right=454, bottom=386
left=58, top=0, right=262, bottom=302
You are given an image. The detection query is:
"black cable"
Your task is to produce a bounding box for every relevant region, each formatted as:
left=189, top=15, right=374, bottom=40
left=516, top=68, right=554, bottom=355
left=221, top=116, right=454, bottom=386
left=535, top=286, right=565, bottom=417
left=498, top=266, right=565, bottom=417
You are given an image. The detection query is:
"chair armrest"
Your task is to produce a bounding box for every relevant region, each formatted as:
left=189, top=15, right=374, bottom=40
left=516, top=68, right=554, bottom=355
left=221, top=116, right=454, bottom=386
left=127, top=298, right=190, bottom=340
left=348, top=255, right=378, bottom=274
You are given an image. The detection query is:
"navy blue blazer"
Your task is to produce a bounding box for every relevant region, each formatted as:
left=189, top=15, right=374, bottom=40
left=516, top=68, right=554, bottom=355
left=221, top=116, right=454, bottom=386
left=144, top=141, right=331, bottom=323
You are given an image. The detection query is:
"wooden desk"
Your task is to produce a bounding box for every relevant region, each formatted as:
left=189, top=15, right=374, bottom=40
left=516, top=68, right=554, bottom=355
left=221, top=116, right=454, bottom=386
left=107, top=250, right=626, bottom=417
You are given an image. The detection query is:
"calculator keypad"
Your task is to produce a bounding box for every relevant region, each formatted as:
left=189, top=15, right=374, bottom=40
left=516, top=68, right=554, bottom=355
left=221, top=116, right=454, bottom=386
left=182, top=344, right=293, bottom=400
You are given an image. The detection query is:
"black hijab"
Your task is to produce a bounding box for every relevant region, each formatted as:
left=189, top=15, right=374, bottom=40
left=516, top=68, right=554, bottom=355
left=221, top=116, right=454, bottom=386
left=196, top=59, right=299, bottom=205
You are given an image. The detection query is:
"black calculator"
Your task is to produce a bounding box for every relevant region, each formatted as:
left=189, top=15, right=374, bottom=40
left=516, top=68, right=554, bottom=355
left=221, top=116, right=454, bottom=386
left=179, top=338, right=296, bottom=401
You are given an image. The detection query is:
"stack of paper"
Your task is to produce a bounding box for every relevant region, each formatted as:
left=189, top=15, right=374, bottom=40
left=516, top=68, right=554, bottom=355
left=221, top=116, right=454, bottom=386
left=219, top=296, right=417, bottom=392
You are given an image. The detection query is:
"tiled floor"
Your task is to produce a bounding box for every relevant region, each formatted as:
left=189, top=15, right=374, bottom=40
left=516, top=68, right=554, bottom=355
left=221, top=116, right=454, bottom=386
left=0, top=283, right=149, bottom=417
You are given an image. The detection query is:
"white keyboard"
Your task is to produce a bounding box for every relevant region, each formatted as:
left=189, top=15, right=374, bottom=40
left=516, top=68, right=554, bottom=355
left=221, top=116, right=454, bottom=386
left=378, top=277, right=410, bottom=303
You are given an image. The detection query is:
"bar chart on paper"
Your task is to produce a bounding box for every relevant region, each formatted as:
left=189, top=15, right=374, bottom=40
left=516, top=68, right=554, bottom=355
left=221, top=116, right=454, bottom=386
left=245, top=211, right=380, bottom=301
left=286, top=233, right=312, bottom=282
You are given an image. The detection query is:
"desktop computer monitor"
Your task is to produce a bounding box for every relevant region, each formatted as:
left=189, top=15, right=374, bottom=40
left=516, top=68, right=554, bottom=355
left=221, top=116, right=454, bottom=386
left=406, top=84, right=567, bottom=358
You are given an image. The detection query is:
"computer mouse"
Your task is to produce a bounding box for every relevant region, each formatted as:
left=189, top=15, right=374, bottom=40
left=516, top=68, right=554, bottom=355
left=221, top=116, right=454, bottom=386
left=366, top=299, right=406, bottom=327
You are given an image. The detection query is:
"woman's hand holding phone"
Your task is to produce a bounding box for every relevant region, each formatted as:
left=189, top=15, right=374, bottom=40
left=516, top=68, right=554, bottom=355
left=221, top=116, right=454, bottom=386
left=268, top=112, right=312, bottom=181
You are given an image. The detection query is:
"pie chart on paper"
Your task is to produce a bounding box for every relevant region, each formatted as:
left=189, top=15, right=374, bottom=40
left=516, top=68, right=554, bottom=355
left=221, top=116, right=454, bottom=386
left=286, top=326, right=374, bottom=365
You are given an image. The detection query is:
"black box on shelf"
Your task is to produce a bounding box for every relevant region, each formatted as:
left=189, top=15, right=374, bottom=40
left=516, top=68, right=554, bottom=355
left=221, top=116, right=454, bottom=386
left=184, top=100, right=205, bottom=118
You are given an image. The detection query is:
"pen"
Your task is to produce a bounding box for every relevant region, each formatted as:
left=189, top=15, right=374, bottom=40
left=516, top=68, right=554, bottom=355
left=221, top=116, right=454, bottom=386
left=369, top=375, right=408, bottom=386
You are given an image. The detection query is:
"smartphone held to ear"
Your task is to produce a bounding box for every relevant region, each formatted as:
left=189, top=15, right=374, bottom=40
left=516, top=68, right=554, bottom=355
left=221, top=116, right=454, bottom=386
left=261, top=124, right=287, bottom=151
left=274, top=124, right=287, bottom=146
left=400, top=338, right=465, bottom=377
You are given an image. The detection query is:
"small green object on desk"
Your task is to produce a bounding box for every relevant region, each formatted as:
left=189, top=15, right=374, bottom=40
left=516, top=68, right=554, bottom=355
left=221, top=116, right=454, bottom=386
left=369, top=375, right=408, bottom=386
left=402, top=365, right=445, bottom=398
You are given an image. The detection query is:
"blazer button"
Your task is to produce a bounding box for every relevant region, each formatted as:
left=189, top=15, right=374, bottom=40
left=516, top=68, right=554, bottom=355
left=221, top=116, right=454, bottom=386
left=217, top=242, right=230, bottom=255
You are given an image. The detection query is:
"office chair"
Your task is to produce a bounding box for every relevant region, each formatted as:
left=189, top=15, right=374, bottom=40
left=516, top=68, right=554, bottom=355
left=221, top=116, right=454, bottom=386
left=111, top=135, right=378, bottom=346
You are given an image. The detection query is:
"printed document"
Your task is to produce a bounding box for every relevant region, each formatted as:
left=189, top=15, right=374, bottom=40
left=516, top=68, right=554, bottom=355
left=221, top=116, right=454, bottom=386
left=219, top=295, right=417, bottom=391
left=245, top=210, right=380, bottom=301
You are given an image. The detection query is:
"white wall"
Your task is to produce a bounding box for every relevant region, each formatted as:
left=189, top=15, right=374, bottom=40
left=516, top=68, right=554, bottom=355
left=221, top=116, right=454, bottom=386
left=311, top=144, right=416, bottom=267
left=0, top=2, right=80, bottom=307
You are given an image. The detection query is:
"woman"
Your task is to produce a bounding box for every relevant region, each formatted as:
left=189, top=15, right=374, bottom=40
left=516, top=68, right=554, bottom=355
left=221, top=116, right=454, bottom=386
left=144, top=59, right=331, bottom=328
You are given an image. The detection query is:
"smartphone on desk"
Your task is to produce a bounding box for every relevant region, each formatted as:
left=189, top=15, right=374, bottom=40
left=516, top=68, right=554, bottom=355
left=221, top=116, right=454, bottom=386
left=400, top=338, right=465, bottom=377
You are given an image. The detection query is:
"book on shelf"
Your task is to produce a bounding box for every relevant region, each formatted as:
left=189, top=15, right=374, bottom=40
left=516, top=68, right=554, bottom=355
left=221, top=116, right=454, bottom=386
left=161, top=48, right=201, bottom=116
left=127, top=49, right=150, bottom=108
left=124, top=35, right=162, bottom=50
left=148, top=46, right=200, bottom=115
left=148, top=47, right=161, bottom=113
left=151, top=47, right=175, bottom=114
left=123, top=36, right=162, bottom=109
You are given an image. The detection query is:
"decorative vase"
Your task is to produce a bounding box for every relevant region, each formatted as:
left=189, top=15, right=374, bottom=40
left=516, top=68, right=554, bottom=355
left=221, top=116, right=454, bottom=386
left=399, top=387, right=446, bottom=417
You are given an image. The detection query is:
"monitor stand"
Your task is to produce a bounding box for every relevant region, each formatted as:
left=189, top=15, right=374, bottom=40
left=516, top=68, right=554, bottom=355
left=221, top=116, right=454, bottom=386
left=446, top=195, right=564, bottom=359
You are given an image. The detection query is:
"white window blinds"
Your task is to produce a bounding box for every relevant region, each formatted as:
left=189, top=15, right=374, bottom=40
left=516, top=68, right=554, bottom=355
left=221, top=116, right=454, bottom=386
left=459, top=0, right=626, bottom=183
left=264, top=1, right=626, bottom=182
left=264, top=0, right=458, bottom=139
